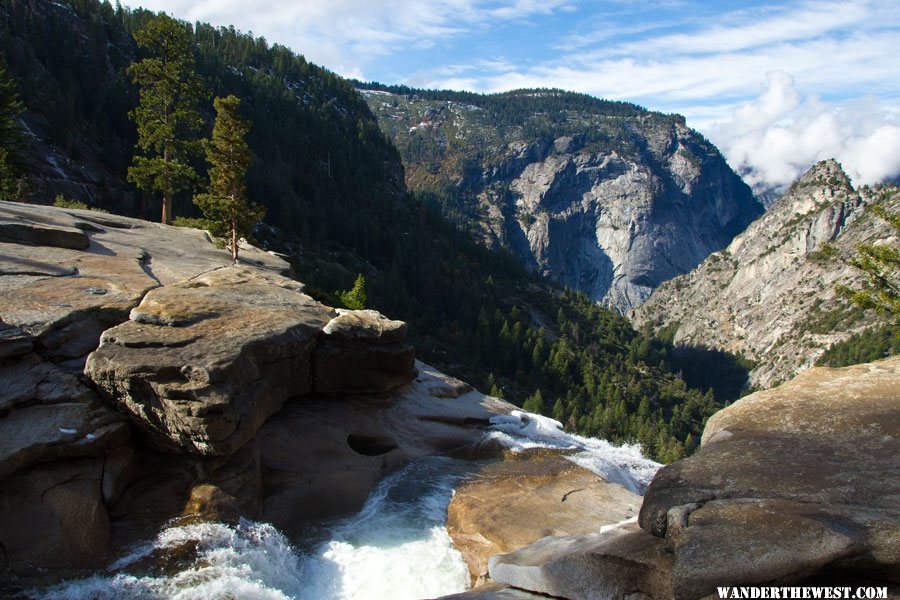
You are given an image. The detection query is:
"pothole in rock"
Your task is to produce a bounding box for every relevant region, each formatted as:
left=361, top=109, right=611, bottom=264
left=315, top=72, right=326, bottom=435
left=346, top=433, right=399, bottom=456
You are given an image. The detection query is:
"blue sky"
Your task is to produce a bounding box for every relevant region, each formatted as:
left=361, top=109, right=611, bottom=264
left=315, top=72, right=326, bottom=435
left=122, top=0, right=900, bottom=190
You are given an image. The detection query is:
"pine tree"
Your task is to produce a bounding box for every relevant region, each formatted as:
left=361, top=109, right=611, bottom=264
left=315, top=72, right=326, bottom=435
left=836, top=195, right=900, bottom=322
left=340, top=274, right=368, bottom=310
left=522, top=389, right=544, bottom=414
left=127, top=14, right=204, bottom=224
left=0, top=62, right=24, bottom=201
left=194, top=95, right=264, bottom=264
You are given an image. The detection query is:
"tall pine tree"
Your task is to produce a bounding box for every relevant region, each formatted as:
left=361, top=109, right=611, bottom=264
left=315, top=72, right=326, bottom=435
left=194, top=95, right=264, bottom=264
left=127, top=14, right=204, bottom=224
left=0, top=61, right=24, bottom=201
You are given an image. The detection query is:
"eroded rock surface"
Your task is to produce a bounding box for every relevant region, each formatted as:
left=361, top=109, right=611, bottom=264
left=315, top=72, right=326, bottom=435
left=86, top=266, right=333, bottom=455
left=639, top=358, right=900, bottom=595
left=257, top=362, right=513, bottom=534
left=0, top=202, right=435, bottom=579
left=447, top=451, right=641, bottom=583
left=489, top=521, right=673, bottom=600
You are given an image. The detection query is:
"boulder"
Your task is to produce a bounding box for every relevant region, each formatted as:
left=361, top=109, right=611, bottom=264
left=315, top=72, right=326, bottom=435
left=85, top=266, right=333, bottom=455
left=634, top=358, right=900, bottom=596
left=488, top=521, right=674, bottom=600
left=447, top=451, right=641, bottom=583
left=258, top=362, right=514, bottom=536
left=313, top=308, right=416, bottom=394
left=179, top=483, right=242, bottom=525
left=0, top=399, right=129, bottom=479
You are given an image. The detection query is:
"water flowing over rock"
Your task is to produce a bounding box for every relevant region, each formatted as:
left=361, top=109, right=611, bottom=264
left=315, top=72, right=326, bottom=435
left=634, top=160, right=898, bottom=387
left=447, top=451, right=641, bottom=584
left=489, top=358, right=900, bottom=598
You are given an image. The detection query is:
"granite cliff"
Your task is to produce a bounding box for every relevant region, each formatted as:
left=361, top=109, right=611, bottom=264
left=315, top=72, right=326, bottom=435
left=360, top=87, right=762, bottom=311
left=634, top=159, right=898, bottom=387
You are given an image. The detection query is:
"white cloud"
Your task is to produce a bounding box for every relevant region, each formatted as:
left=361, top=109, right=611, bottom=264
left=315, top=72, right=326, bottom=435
left=123, top=0, right=572, bottom=79
left=709, top=72, right=900, bottom=190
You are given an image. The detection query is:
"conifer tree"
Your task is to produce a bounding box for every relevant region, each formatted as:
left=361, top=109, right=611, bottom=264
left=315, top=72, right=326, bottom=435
left=0, top=62, right=24, bottom=201
left=836, top=194, right=900, bottom=322
left=127, top=14, right=204, bottom=224
left=340, top=274, right=368, bottom=310
left=194, top=95, right=264, bottom=264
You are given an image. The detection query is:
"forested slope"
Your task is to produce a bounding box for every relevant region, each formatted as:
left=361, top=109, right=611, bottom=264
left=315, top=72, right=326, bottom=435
left=0, top=0, right=751, bottom=460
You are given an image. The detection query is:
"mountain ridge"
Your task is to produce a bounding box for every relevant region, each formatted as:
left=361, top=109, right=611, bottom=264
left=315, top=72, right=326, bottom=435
left=358, top=83, right=763, bottom=311
left=633, top=159, right=898, bottom=387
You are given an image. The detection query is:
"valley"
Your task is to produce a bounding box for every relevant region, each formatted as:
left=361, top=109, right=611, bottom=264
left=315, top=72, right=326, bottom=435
left=0, top=0, right=897, bottom=598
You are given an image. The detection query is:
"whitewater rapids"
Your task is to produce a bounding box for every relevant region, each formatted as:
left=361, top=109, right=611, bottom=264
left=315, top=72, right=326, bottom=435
left=36, top=411, right=660, bottom=600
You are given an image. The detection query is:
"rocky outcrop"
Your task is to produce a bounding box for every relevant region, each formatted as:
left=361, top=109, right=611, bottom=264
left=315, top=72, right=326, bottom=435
left=85, top=266, right=333, bottom=455
left=362, top=89, right=762, bottom=310
left=313, top=308, right=416, bottom=394
left=447, top=451, right=641, bottom=584
left=634, top=160, right=898, bottom=387
left=489, top=358, right=900, bottom=598
left=0, top=201, right=507, bottom=582
left=488, top=521, right=673, bottom=600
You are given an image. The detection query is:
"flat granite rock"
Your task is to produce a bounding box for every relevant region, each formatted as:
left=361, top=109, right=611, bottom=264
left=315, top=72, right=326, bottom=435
left=447, top=451, right=642, bottom=583
left=85, top=266, right=333, bottom=455
left=0, top=201, right=292, bottom=361
left=488, top=521, right=674, bottom=600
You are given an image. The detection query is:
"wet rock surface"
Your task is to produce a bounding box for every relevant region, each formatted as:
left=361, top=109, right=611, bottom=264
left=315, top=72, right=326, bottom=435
left=447, top=451, right=641, bottom=584
left=257, top=362, right=513, bottom=534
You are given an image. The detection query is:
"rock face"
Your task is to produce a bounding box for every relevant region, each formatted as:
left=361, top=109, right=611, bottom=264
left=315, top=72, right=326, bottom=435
left=447, top=451, right=641, bottom=584
left=86, top=266, right=333, bottom=455
left=488, top=521, right=674, bottom=600
left=489, top=358, right=900, bottom=598
left=257, top=361, right=512, bottom=536
left=362, top=89, right=762, bottom=310
left=313, top=308, right=416, bottom=394
left=634, top=160, right=898, bottom=387
left=0, top=201, right=496, bottom=583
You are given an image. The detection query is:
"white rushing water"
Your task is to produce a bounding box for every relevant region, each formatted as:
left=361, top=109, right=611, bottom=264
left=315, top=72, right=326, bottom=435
left=487, top=410, right=661, bottom=494
left=36, top=411, right=659, bottom=600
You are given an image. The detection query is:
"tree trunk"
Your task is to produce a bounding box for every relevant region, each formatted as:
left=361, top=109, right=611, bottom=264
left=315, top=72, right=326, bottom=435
left=161, top=191, right=172, bottom=225
left=231, top=212, right=238, bottom=265
left=161, top=146, right=172, bottom=224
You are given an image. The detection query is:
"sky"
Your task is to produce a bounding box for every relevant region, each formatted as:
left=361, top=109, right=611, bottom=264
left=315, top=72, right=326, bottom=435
left=121, top=0, right=900, bottom=192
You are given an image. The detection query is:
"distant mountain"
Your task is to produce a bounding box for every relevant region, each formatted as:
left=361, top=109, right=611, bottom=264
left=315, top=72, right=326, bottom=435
left=633, top=159, right=898, bottom=387
left=359, top=85, right=763, bottom=311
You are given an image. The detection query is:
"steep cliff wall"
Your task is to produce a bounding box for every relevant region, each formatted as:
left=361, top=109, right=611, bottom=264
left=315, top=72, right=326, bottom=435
left=634, top=159, right=898, bottom=387
left=362, top=88, right=762, bottom=311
